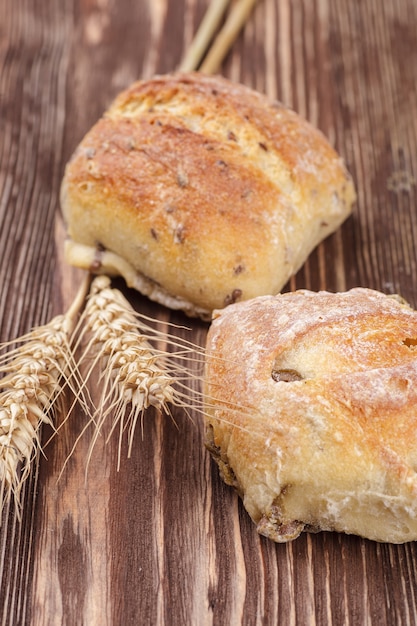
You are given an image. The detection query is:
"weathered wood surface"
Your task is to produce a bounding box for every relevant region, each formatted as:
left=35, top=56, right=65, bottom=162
left=1, top=0, right=417, bottom=624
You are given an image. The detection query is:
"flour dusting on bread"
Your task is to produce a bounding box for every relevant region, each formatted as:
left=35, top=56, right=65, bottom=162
left=204, top=289, right=417, bottom=543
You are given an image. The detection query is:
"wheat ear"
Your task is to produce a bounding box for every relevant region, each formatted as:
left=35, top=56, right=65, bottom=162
left=0, top=275, right=90, bottom=514
left=70, top=276, right=207, bottom=469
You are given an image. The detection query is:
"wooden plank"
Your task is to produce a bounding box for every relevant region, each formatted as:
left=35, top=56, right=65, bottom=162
left=1, top=0, right=417, bottom=624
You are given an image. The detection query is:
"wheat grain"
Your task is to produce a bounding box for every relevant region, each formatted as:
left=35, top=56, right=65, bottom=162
left=0, top=276, right=90, bottom=514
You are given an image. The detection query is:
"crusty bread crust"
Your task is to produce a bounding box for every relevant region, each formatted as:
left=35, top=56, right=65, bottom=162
left=61, top=73, right=355, bottom=317
left=204, top=289, right=417, bottom=543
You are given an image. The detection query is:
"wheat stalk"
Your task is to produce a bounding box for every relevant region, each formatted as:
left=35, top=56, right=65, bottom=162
left=179, top=0, right=260, bottom=74
left=0, top=276, right=90, bottom=514
left=179, top=0, right=232, bottom=72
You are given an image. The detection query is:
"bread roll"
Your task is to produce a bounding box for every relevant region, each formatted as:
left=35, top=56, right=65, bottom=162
left=204, top=288, right=417, bottom=543
left=61, top=72, right=355, bottom=319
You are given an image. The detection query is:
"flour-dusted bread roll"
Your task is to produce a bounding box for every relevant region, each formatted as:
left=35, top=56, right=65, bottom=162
left=204, top=288, right=417, bottom=543
left=61, top=72, right=355, bottom=319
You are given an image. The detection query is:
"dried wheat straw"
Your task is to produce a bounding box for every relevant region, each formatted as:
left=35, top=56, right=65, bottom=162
left=179, top=0, right=259, bottom=74
left=179, top=0, right=231, bottom=72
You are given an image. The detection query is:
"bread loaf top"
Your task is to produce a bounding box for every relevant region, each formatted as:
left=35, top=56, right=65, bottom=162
left=61, top=72, right=355, bottom=318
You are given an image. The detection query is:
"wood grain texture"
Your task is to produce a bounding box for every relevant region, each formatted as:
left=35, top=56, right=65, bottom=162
left=1, top=0, right=417, bottom=624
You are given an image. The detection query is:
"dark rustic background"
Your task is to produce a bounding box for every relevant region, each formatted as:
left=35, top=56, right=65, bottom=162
left=1, top=0, right=417, bottom=624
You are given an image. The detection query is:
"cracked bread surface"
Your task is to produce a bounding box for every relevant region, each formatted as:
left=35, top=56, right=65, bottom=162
left=61, top=72, right=355, bottom=317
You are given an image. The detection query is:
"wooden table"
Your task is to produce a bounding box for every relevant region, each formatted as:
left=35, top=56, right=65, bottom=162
left=1, top=0, right=417, bottom=623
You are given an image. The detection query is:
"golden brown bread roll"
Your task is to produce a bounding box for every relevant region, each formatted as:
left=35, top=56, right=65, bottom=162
left=61, top=72, right=355, bottom=319
left=204, top=288, right=417, bottom=543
